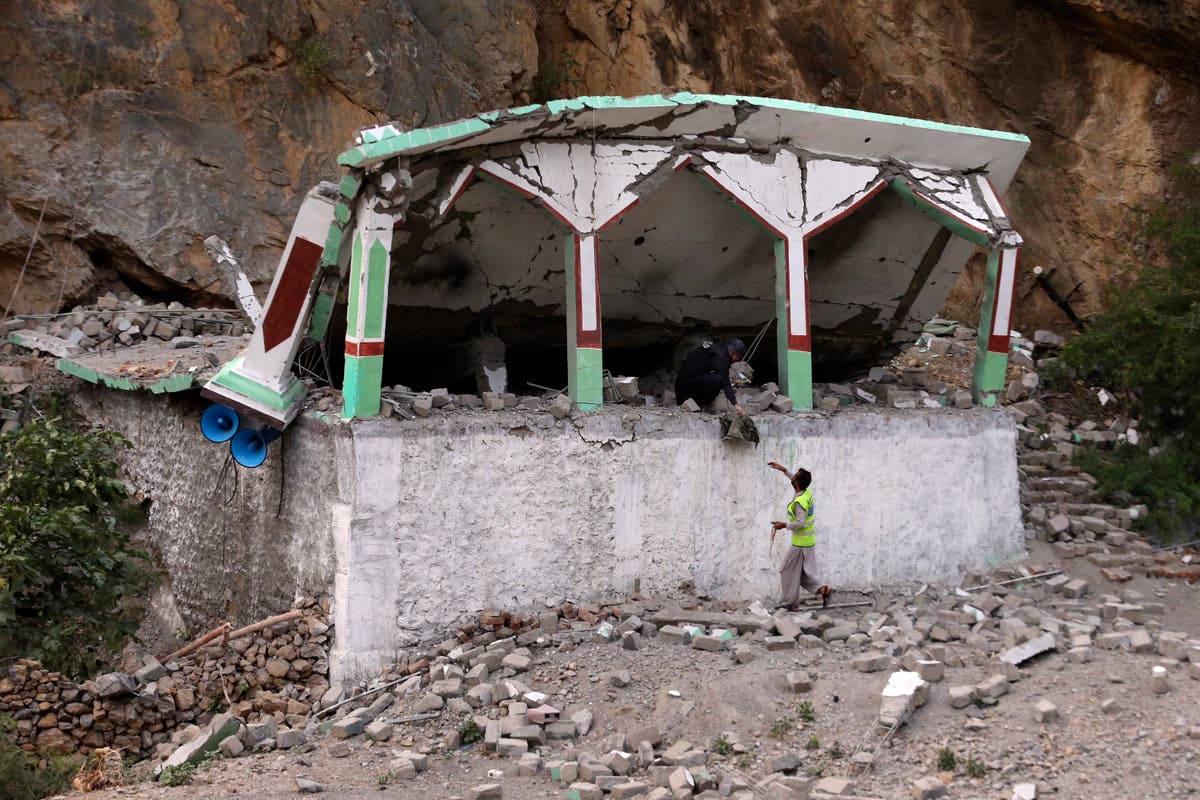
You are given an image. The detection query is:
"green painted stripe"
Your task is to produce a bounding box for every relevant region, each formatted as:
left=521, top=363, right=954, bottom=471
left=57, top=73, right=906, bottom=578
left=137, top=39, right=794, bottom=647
left=889, top=179, right=992, bottom=246
left=207, top=358, right=305, bottom=411
left=972, top=350, right=1007, bottom=407
left=573, top=346, right=604, bottom=411
left=149, top=374, right=194, bottom=394
left=306, top=291, right=336, bottom=341
left=347, top=232, right=364, bottom=335
left=342, top=354, right=384, bottom=419
left=975, top=249, right=1001, bottom=354
left=321, top=224, right=344, bottom=268
left=338, top=173, right=362, bottom=200
left=56, top=358, right=193, bottom=393
left=774, top=238, right=790, bottom=402
left=334, top=203, right=352, bottom=227
left=364, top=239, right=389, bottom=338
left=785, top=350, right=812, bottom=410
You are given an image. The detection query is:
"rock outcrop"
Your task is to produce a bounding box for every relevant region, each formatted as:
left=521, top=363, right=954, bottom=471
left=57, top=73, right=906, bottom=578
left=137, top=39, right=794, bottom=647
left=1, top=0, right=1197, bottom=333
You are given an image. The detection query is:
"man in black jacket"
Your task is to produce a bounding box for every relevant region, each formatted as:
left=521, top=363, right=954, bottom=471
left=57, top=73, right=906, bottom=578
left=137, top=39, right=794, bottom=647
left=675, top=338, right=746, bottom=415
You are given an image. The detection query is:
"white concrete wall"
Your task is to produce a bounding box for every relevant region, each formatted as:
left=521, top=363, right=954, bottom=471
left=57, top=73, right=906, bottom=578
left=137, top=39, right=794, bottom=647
left=82, top=392, right=1021, bottom=684
left=335, top=408, right=1023, bottom=682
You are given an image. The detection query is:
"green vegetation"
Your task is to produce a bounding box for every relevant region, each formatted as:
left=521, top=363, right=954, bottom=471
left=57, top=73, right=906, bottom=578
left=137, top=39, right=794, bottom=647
left=796, top=700, right=816, bottom=722
left=966, top=755, right=988, bottom=778
left=936, top=747, right=957, bottom=771
left=0, top=716, right=79, bottom=800
left=457, top=717, right=483, bottom=745
left=768, top=715, right=794, bottom=739
left=826, top=741, right=844, bottom=759
left=530, top=55, right=584, bottom=103
left=0, top=418, right=151, bottom=675
left=804, top=735, right=820, bottom=751
left=712, top=733, right=733, bottom=755
left=292, top=35, right=331, bottom=84
left=1057, top=162, right=1200, bottom=543
left=158, top=762, right=196, bottom=786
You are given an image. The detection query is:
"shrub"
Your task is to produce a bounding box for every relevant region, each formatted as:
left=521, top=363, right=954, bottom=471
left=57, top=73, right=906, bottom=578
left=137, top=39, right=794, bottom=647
left=0, top=717, right=79, bottom=800
left=0, top=419, right=151, bottom=675
left=1059, top=161, right=1200, bottom=542
left=937, top=747, right=957, bottom=771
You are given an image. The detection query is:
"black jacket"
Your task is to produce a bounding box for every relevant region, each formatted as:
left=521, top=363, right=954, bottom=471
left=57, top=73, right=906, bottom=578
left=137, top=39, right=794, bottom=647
left=677, top=344, right=737, bottom=404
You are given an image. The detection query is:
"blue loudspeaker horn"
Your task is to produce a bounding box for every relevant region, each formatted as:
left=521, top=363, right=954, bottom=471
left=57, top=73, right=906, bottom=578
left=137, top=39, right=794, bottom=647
left=229, top=427, right=283, bottom=469
left=201, top=404, right=240, bottom=443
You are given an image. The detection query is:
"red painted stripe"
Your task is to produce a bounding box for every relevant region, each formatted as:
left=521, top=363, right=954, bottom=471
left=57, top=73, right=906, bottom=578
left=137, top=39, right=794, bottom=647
left=262, top=238, right=323, bottom=352
left=444, top=167, right=476, bottom=216
left=598, top=197, right=640, bottom=232
left=692, top=167, right=787, bottom=239
left=803, top=180, right=888, bottom=239
left=345, top=340, right=385, bottom=357
left=987, top=333, right=1010, bottom=354
left=909, top=185, right=989, bottom=239
left=480, top=164, right=577, bottom=231
left=674, top=156, right=692, bottom=171
left=788, top=335, right=811, bottom=351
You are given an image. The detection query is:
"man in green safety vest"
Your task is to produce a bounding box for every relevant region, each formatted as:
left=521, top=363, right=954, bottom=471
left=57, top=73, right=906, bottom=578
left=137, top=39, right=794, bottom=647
left=769, top=461, right=833, bottom=611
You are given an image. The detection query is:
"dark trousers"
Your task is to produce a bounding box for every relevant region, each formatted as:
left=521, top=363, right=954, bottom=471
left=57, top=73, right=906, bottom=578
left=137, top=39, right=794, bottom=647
left=675, top=373, right=724, bottom=406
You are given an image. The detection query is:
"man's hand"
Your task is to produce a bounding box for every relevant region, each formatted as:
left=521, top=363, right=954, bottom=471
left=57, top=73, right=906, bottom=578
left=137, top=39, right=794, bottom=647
left=772, top=521, right=787, bottom=530
left=767, top=461, right=789, bottom=474
left=735, top=404, right=745, bottom=416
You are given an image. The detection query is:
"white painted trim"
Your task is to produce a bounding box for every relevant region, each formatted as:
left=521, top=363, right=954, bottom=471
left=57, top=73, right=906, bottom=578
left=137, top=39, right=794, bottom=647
left=436, top=165, right=475, bottom=219
left=993, top=248, right=1018, bottom=336
left=579, top=233, right=598, bottom=331
left=787, top=237, right=806, bottom=335
left=976, top=174, right=1008, bottom=220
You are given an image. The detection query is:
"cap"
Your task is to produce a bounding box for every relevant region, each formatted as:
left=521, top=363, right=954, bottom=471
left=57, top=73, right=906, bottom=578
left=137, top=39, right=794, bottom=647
left=725, top=337, right=747, bottom=358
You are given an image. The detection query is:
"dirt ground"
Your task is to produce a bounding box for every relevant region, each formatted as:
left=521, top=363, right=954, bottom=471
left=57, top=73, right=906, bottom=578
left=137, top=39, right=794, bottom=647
left=63, top=541, right=1200, bottom=800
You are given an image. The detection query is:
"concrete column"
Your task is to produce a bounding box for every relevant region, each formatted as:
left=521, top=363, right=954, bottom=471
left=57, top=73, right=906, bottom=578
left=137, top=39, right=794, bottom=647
left=566, top=232, right=604, bottom=410
left=778, top=237, right=813, bottom=409
left=342, top=200, right=395, bottom=419
left=201, top=187, right=335, bottom=428
left=973, top=247, right=1019, bottom=406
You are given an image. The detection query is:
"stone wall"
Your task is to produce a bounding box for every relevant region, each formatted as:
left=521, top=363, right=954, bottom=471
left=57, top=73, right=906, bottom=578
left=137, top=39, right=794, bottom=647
left=0, top=600, right=330, bottom=758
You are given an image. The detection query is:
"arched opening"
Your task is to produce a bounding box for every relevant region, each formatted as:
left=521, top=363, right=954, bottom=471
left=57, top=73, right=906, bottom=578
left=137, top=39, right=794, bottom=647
left=597, top=167, right=780, bottom=394
left=357, top=176, right=571, bottom=395
left=806, top=187, right=956, bottom=381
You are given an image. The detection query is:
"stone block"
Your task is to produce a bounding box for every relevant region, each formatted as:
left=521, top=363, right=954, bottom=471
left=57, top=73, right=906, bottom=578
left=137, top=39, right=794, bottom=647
left=973, top=674, right=1010, bottom=700
left=947, top=685, right=973, bottom=709
left=468, top=784, right=503, bottom=800
left=911, top=775, right=947, bottom=799
left=915, top=660, right=944, bottom=682
left=501, top=653, right=533, bottom=672
left=496, top=737, right=528, bottom=756
left=1032, top=699, right=1058, bottom=723
left=331, top=717, right=364, bottom=738
left=610, top=670, right=633, bottom=687
left=765, top=635, right=795, bottom=651
left=659, top=625, right=689, bottom=644
left=853, top=651, right=891, bottom=673
left=814, top=777, right=855, bottom=796
left=388, top=759, right=417, bottom=780
left=691, top=635, right=728, bottom=652
left=364, top=721, right=392, bottom=742
left=567, top=783, right=604, bottom=800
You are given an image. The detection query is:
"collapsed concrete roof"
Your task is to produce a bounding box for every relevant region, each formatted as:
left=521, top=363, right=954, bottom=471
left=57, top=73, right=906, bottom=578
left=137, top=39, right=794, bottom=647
left=202, top=94, right=1030, bottom=428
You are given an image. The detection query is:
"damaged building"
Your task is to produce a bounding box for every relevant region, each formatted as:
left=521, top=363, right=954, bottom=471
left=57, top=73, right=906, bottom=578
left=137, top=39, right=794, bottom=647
left=44, top=95, right=1032, bottom=682
left=202, top=93, right=1028, bottom=425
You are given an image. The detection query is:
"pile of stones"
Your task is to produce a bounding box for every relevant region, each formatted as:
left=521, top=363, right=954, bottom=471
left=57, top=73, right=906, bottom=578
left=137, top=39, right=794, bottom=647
left=3, top=291, right=247, bottom=357
left=2, top=598, right=330, bottom=760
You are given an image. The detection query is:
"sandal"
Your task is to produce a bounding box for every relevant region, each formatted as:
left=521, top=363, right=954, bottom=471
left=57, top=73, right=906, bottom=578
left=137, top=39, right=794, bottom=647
left=817, top=586, right=833, bottom=608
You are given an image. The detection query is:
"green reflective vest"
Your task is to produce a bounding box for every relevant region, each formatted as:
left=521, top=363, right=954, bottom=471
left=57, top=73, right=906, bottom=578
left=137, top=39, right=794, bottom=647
left=787, top=488, right=816, bottom=547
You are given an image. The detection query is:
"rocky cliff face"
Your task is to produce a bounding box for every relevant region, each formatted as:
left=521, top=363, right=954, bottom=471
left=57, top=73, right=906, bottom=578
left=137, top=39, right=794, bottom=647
left=2, top=0, right=1197, bottom=332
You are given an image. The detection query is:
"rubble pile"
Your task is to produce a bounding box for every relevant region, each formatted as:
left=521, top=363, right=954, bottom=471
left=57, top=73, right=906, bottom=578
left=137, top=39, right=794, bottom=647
left=0, top=598, right=330, bottom=759
left=2, top=291, right=247, bottom=358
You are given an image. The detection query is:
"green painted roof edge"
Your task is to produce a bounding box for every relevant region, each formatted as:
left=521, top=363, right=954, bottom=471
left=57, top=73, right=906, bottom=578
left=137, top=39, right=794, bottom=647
left=56, top=357, right=195, bottom=393
left=337, top=93, right=1031, bottom=165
